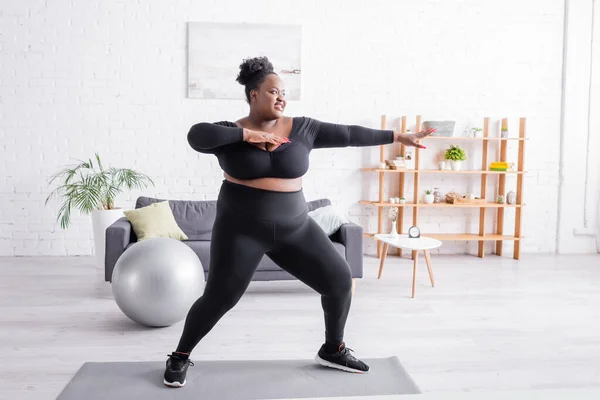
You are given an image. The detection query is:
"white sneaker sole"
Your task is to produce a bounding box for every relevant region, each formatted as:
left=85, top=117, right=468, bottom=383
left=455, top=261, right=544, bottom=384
left=315, top=354, right=370, bottom=374
left=163, top=378, right=186, bottom=387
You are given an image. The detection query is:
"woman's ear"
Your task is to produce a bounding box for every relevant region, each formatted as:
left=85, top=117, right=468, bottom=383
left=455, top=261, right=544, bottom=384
left=249, top=89, right=257, bottom=103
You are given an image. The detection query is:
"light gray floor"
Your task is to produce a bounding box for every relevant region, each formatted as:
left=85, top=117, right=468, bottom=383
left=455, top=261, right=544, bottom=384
left=1, top=253, right=600, bottom=400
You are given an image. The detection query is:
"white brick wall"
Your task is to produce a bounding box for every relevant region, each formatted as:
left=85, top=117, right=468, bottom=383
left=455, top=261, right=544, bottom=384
left=0, top=0, right=567, bottom=256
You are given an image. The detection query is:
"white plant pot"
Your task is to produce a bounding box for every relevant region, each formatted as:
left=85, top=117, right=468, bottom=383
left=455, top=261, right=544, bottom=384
left=424, top=194, right=434, bottom=204
left=92, top=208, right=125, bottom=270
left=451, top=160, right=463, bottom=171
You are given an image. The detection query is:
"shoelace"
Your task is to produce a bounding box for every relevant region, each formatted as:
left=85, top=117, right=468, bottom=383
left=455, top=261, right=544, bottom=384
left=339, top=347, right=359, bottom=362
left=168, top=354, right=195, bottom=368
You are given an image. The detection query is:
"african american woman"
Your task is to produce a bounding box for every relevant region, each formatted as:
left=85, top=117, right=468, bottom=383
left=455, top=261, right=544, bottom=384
left=163, top=56, right=433, bottom=387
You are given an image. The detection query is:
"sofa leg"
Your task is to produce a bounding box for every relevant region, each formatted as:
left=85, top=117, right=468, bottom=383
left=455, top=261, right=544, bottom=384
left=351, top=278, right=356, bottom=296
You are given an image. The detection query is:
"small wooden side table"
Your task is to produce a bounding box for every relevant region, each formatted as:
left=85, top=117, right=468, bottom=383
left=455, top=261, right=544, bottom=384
left=374, top=234, right=442, bottom=298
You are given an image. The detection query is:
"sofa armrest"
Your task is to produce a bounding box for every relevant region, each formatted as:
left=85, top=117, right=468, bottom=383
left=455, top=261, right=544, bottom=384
left=105, top=217, right=134, bottom=282
left=333, top=222, right=363, bottom=279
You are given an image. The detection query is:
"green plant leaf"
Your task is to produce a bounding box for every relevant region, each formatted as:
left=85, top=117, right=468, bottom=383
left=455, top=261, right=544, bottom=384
left=55, top=198, right=73, bottom=230
left=112, top=168, right=154, bottom=190
left=95, top=153, right=104, bottom=172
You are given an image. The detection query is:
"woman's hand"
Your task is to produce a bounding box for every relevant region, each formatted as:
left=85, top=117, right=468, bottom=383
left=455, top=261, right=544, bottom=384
left=394, top=128, right=436, bottom=149
left=243, top=129, right=290, bottom=146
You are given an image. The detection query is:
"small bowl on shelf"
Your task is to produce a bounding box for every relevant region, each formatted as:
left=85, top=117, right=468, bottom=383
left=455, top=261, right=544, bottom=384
left=424, top=121, right=456, bottom=137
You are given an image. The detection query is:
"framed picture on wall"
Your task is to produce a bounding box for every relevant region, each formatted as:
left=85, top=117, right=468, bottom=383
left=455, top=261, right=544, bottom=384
left=187, top=22, right=302, bottom=100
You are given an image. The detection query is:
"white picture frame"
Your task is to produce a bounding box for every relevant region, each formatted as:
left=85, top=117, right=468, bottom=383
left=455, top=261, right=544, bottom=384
left=187, top=22, right=302, bottom=100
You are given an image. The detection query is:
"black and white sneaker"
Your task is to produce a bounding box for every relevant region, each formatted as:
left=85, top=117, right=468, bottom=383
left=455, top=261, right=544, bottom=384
left=315, top=342, right=370, bottom=373
left=163, top=352, right=194, bottom=387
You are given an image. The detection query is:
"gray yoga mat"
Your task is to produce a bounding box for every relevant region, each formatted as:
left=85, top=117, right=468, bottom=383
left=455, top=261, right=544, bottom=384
left=57, top=357, right=421, bottom=399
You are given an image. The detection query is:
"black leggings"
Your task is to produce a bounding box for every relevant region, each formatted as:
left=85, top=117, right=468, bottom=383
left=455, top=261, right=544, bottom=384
left=176, top=180, right=353, bottom=354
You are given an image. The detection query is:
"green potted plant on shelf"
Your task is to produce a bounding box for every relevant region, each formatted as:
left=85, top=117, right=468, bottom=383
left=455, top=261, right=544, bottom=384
left=444, top=144, right=467, bottom=171
left=45, top=153, right=155, bottom=269
left=398, top=196, right=406, bottom=205
left=424, top=189, right=434, bottom=204
left=470, top=127, right=483, bottom=137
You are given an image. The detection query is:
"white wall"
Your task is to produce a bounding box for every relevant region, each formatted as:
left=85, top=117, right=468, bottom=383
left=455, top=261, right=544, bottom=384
left=556, top=0, right=600, bottom=253
left=0, top=0, right=572, bottom=256
left=593, top=0, right=600, bottom=252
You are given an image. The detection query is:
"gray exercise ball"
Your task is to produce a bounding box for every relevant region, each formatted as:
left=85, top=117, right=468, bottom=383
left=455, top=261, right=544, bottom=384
left=111, top=237, right=205, bottom=328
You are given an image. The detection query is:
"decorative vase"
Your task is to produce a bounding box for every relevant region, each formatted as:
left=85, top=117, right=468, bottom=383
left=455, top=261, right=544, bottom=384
left=507, top=191, right=516, bottom=205
left=92, top=208, right=125, bottom=270
left=433, top=188, right=443, bottom=203
left=451, top=160, right=463, bottom=171
left=390, top=220, right=399, bottom=238
left=424, top=194, right=434, bottom=204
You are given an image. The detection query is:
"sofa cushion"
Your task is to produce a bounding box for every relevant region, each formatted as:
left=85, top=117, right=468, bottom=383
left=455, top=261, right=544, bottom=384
left=136, top=196, right=217, bottom=241
left=308, top=205, right=350, bottom=236
left=167, top=241, right=285, bottom=272
left=129, top=240, right=348, bottom=273
left=123, top=201, right=189, bottom=241
left=182, top=240, right=211, bottom=272
left=259, top=241, right=347, bottom=271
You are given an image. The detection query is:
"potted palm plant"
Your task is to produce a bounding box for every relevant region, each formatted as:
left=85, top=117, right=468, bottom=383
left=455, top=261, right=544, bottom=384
left=444, top=144, right=467, bottom=171
left=45, top=153, right=154, bottom=269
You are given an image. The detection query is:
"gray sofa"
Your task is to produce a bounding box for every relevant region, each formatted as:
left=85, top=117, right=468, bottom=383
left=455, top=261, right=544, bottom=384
left=104, top=196, right=364, bottom=283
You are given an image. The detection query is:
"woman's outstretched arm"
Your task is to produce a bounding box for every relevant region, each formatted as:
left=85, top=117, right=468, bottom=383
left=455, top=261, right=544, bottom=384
left=308, top=118, right=433, bottom=149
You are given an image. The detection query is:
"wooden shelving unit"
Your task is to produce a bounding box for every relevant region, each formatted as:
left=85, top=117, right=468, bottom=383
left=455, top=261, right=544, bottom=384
left=362, top=115, right=527, bottom=260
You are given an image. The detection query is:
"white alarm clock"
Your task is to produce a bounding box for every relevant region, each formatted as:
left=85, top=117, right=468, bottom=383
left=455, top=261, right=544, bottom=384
left=408, top=225, right=421, bottom=238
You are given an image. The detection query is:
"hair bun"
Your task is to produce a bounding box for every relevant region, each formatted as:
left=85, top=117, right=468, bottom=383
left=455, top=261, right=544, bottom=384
left=236, top=56, right=274, bottom=86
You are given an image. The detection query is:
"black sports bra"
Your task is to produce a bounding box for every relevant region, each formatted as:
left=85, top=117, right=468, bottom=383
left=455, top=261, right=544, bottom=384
left=187, top=116, right=394, bottom=180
